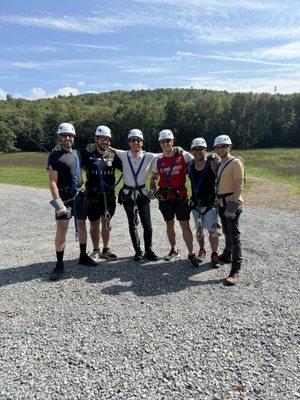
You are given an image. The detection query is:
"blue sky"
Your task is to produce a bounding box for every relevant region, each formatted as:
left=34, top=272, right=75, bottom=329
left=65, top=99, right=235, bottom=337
left=0, top=0, right=300, bottom=99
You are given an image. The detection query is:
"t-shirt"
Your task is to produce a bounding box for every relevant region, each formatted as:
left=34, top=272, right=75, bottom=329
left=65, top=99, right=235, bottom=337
left=152, top=151, right=193, bottom=199
left=116, top=149, right=157, bottom=187
left=47, top=149, right=83, bottom=198
left=81, top=148, right=122, bottom=197
left=216, top=157, right=244, bottom=204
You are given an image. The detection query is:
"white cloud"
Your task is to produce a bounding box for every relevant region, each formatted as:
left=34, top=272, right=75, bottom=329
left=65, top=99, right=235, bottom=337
left=55, top=87, right=80, bottom=96
left=30, top=87, right=46, bottom=99
left=235, top=41, right=300, bottom=60
left=0, top=88, right=7, bottom=99
left=77, top=81, right=86, bottom=87
left=123, top=66, right=170, bottom=73
left=47, top=41, right=123, bottom=51
left=186, top=74, right=300, bottom=94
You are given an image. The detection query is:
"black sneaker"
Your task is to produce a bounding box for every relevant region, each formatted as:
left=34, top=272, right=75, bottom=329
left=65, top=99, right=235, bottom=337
left=188, top=253, right=200, bottom=268
left=144, top=250, right=159, bottom=261
left=79, top=254, right=98, bottom=266
left=134, top=252, right=143, bottom=261
left=49, top=262, right=65, bottom=281
left=101, top=248, right=117, bottom=259
left=218, top=249, right=232, bottom=264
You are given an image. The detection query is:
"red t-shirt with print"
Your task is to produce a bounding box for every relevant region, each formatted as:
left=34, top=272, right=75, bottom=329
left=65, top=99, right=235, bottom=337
left=157, top=153, right=188, bottom=199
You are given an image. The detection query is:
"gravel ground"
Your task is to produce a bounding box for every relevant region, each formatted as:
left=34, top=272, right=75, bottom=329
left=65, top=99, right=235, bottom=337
left=0, top=183, right=299, bottom=400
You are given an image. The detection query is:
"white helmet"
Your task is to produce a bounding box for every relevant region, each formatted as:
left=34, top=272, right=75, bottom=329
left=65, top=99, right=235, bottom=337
left=158, top=129, right=174, bottom=142
left=57, top=123, right=76, bottom=136
left=128, top=129, right=144, bottom=140
left=95, top=125, right=111, bottom=138
left=214, top=135, right=232, bottom=147
left=191, top=137, right=207, bottom=149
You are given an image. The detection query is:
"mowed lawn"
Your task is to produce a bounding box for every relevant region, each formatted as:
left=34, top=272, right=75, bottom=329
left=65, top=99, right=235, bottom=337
left=0, top=148, right=299, bottom=194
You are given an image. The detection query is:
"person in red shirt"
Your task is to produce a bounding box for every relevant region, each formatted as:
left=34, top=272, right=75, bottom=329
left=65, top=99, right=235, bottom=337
left=150, top=130, right=200, bottom=268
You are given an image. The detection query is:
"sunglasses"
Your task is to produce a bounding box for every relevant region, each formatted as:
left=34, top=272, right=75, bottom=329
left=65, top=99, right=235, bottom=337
left=192, top=147, right=206, bottom=151
left=160, top=139, right=172, bottom=144
left=215, top=145, right=228, bottom=149
left=129, top=138, right=142, bottom=143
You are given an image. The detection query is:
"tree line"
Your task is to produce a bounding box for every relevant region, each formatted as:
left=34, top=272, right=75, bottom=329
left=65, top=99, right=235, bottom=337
left=0, top=88, right=300, bottom=153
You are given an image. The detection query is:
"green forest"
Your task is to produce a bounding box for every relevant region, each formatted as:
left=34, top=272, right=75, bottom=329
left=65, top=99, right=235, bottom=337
left=1, top=88, right=300, bottom=153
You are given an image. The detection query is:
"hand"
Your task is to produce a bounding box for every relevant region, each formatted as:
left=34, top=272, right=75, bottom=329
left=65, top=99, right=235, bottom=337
left=86, top=143, right=97, bottom=153
left=224, top=200, right=240, bottom=219
left=148, top=189, right=156, bottom=200
left=56, top=206, right=67, bottom=217
left=174, top=146, right=184, bottom=155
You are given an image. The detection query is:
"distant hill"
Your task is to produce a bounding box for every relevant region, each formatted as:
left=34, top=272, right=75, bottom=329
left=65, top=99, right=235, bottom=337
left=1, top=88, right=300, bottom=152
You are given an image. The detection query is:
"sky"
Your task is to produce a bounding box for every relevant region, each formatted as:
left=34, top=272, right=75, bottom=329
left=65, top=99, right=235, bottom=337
left=0, top=0, right=300, bottom=100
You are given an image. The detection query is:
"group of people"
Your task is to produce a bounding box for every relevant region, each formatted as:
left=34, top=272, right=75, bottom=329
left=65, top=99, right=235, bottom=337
left=47, top=123, right=244, bottom=286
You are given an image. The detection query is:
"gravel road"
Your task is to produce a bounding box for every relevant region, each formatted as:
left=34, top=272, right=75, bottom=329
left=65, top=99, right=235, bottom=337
left=0, top=183, right=299, bottom=400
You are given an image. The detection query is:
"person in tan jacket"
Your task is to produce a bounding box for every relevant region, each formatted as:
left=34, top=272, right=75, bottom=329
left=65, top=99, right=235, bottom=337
left=214, top=135, right=244, bottom=286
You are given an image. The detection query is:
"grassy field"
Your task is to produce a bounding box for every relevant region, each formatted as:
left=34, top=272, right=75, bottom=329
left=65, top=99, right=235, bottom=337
left=0, top=148, right=299, bottom=194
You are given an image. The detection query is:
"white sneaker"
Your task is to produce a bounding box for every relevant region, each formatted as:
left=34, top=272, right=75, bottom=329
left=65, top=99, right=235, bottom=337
left=89, top=249, right=101, bottom=261
left=164, top=250, right=180, bottom=262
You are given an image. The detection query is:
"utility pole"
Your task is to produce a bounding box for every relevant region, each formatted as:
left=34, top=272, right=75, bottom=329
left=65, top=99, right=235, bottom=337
left=274, top=86, right=277, bottom=94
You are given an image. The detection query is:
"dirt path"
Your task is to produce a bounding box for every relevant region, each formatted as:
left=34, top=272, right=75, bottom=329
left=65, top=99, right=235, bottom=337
left=244, top=176, right=300, bottom=211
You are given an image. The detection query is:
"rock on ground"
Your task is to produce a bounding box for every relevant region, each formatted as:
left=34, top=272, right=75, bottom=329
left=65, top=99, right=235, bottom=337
left=0, top=184, right=299, bottom=400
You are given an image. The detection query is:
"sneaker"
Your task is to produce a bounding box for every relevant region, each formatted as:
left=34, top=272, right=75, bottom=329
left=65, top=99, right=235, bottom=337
left=188, top=253, right=200, bottom=268
left=101, top=248, right=117, bottom=259
left=197, top=249, right=206, bottom=262
left=211, top=253, right=220, bottom=269
left=79, top=254, right=98, bottom=266
left=134, top=251, right=143, bottom=262
left=49, top=262, right=65, bottom=281
left=218, top=251, right=232, bottom=264
left=90, top=249, right=101, bottom=261
left=225, top=273, right=240, bottom=286
left=144, top=250, right=159, bottom=261
left=164, top=250, right=180, bottom=262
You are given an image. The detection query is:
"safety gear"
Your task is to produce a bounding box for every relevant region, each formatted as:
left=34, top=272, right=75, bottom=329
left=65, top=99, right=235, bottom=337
left=214, top=135, right=232, bottom=147
left=57, top=123, right=76, bottom=136
left=164, top=250, right=180, bottom=262
left=188, top=253, right=200, bottom=268
left=191, top=138, right=207, bottom=149
left=158, top=129, right=174, bottom=142
left=95, top=125, right=111, bottom=138
left=128, top=129, right=144, bottom=140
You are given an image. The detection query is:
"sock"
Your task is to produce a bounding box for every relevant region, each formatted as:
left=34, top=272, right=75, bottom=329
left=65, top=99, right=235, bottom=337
left=211, top=252, right=218, bottom=256
left=56, top=251, right=64, bottom=264
left=93, top=248, right=100, bottom=252
left=80, top=243, right=87, bottom=256
left=102, top=247, right=109, bottom=253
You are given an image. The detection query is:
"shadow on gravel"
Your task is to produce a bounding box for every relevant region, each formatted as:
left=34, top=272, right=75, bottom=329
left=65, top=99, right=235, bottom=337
left=0, top=257, right=225, bottom=294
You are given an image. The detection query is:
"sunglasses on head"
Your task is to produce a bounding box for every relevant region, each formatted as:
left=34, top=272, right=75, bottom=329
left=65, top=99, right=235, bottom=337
left=129, top=138, right=142, bottom=143
left=160, top=139, right=172, bottom=144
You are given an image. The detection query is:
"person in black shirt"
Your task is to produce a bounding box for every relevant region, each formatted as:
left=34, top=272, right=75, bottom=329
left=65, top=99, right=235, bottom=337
left=81, top=125, right=122, bottom=260
left=188, top=138, right=221, bottom=268
left=47, top=123, right=97, bottom=280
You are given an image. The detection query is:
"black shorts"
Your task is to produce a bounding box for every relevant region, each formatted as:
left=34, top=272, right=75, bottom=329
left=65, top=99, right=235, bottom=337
left=158, top=198, right=190, bottom=222
left=56, top=190, right=88, bottom=220
left=87, top=193, right=116, bottom=222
